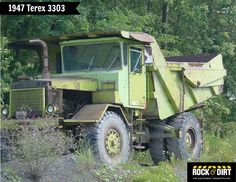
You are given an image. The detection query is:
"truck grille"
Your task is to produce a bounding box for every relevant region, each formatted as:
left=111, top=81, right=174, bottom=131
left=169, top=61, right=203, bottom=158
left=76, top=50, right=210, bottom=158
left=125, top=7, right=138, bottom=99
left=10, top=87, right=45, bottom=117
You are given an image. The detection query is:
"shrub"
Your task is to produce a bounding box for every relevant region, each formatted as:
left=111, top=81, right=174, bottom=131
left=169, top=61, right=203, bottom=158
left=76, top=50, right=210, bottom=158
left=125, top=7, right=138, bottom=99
left=9, top=124, right=73, bottom=182
left=202, top=132, right=236, bottom=162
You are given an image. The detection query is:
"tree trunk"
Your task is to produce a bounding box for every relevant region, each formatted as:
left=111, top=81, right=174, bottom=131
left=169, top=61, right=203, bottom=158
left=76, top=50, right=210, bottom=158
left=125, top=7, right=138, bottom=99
left=146, top=0, right=151, bottom=12
left=162, top=2, right=169, bottom=49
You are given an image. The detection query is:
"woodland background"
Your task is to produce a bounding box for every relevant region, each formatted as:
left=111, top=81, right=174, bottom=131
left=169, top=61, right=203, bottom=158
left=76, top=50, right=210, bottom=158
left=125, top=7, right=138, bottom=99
left=1, top=1, right=236, bottom=181
left=1, top=0, right=236, bottom=121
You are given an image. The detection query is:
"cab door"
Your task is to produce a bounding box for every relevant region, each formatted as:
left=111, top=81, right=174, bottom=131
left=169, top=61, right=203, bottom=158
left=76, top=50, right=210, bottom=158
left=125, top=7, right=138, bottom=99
left=129, top=46, right=146, bottom=107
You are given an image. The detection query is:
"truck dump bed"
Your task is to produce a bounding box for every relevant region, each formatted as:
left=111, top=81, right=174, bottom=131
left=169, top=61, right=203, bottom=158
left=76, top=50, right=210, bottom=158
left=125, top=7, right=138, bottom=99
left=150, top=43, right=226, bottom=119
left=166, top=53, right=226, bottom=88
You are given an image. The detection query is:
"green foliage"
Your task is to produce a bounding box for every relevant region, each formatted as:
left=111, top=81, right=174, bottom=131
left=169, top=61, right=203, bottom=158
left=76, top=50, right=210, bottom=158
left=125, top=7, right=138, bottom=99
left=129, top=163, right=181, bottom=182
left=95, top=9, right=154, bottom=32
left=132, top=150, right=154, bottom=164
left=95, top=165, right=130, bottom=182
left=1, top=37, right=40, bottom=105
left=1, top=167, right=23, bottom=182
left=206, top=122, right=236, bottom=138
left=195, top=95, right=231, bottom=123
left=1, top=37, right=14, bottom=104
left=202, top=132, right=236, bottom=162
left=73, top=148, right=98, bottom=181
left=73, top=147, right=133, bottom=181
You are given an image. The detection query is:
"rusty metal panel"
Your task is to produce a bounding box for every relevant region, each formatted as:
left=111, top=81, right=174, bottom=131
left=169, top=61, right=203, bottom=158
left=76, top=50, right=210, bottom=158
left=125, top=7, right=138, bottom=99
left=184, top=69, right=226, bottom=87
left=71, top=104, right=109, bottom=121
left=129, top=32, right=155, bottom=43
left=8, top=32, right=122, bottom=47
left=39, top=77, right=98, bottom=91
left=166, top=54, right=218, bottom=63
left=9, top=31, right=155, bottom=47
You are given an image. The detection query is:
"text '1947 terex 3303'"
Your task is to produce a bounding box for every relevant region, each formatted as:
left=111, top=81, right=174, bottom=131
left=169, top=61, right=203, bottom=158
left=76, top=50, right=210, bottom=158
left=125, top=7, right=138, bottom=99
left=2, top=31, right=226, bottom=165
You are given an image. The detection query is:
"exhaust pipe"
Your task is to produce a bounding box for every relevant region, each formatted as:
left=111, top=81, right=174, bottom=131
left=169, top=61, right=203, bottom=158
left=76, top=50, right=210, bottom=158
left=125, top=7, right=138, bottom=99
left=29, top=39, right=50, bottom=79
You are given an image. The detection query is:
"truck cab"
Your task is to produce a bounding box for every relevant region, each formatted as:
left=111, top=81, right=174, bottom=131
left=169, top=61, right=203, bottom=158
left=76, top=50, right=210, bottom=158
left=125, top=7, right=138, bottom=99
left=59, top=38, right=146, bottom=109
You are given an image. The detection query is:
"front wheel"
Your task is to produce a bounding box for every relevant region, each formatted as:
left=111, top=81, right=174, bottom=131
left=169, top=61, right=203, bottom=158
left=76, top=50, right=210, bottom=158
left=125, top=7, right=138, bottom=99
left=166, top=112, right=202, bottom=160
left=84, top=111, right=130, bottom=165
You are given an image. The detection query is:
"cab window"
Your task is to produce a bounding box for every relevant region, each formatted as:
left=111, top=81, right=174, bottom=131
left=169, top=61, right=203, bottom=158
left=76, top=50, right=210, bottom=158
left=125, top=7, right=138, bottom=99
left=130, top=48, right=142, bottom=73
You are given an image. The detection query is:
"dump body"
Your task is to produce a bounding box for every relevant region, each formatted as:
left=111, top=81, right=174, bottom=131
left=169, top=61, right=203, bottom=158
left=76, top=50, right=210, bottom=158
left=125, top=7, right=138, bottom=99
left=144, top=49, right=226, bottom=119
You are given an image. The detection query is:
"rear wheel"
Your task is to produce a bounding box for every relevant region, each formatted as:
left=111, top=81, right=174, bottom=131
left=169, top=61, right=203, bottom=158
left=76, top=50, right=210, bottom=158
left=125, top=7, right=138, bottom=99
left=148, top=120, right=169, bottom=164
left=83, top=111, right=130, bottom=165
left=166, top=112, right=202, bottom=160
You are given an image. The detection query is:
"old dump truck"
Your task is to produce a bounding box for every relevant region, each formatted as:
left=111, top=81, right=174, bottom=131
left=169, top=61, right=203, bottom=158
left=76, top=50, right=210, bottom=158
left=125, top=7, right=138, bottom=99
left=2, top=31, right=226, bottom=165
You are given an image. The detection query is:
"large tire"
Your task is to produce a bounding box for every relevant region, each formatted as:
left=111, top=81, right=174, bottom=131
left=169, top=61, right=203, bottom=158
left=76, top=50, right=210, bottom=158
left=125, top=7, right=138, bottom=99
left=166, top=112, right=202, bottom=160
left=148, top=120, right=169, bottom=164
left=84, top=111, right=130, bottom=165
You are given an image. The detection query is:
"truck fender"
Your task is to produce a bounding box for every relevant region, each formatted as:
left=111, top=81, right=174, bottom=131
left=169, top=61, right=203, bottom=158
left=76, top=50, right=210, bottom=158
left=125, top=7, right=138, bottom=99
left=60, top=104, right=130, bottom=127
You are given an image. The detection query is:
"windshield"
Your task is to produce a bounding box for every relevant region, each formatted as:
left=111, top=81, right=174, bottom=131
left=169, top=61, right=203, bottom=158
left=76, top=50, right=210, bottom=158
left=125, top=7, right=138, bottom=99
left=62, top=42, right=122, bottom=72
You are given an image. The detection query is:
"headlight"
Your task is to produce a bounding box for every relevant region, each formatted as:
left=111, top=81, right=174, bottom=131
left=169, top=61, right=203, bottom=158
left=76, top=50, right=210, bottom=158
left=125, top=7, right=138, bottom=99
left=1, top=107, right=9, bottom=117
left=46, top=104, right=56, bottom=114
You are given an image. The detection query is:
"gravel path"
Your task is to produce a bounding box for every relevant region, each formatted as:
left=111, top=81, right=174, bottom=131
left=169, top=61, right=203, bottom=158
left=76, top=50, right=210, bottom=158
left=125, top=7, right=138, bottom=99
left=174, top=167, right=187, bottom=182
left=1, top=154, right=80, bottom=182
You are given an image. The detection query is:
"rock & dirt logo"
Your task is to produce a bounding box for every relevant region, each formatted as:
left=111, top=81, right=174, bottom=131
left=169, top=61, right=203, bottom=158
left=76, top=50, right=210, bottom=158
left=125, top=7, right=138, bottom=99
left=187, top=162, right=236, bottom=181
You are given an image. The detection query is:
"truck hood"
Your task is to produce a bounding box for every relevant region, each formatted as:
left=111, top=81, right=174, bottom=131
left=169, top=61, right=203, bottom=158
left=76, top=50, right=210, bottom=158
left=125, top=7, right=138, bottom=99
left=40, top=77, right=98, bottom=91
left=11, top=77, right=98, bottom=91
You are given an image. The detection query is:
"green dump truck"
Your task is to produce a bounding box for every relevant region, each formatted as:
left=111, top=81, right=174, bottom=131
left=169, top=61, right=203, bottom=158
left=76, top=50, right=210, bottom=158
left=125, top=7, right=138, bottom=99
left=2, top=31, right=226, bottom=165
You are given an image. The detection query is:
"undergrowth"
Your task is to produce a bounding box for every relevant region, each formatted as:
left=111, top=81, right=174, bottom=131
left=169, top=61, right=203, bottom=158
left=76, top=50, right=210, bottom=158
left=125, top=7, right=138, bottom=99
left=1, top=121, right=236, bottom=182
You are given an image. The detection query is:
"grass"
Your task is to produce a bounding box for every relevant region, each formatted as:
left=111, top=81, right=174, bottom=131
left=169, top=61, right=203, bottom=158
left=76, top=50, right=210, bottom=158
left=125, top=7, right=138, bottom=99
left=202, top=132, right=236, bottom=162
left=71, top=131, right=236, bottom=182
left=1, top=121, right=236, bottom=182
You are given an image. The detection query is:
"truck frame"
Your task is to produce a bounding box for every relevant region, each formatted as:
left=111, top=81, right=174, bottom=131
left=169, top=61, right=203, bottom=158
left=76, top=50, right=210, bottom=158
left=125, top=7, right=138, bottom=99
left=2, top=31, right=226, bottom=165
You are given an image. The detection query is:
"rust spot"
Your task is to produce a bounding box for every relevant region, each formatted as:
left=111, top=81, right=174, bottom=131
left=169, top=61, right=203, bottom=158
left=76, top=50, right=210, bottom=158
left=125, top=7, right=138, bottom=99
left=129, top=32, right=155, bottom=43
left=188, top=63, right=203, bottom=67
left=197, top=81, right=201, bottom=87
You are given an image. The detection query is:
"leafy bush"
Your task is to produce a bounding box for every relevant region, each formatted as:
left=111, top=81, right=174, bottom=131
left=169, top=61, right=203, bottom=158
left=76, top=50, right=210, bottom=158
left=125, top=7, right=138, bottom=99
left=205, top=121, right=236, bottom=137
left=1, top=167, right=23, bottom=182
left=202, top=132, right=236, bottom=162
left=194, top=95, right=232, bottom=123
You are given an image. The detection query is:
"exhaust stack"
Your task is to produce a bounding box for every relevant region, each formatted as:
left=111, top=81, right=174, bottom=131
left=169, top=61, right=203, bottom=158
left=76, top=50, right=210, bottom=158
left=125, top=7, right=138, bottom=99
left=29, top=39, right=50, bottom=79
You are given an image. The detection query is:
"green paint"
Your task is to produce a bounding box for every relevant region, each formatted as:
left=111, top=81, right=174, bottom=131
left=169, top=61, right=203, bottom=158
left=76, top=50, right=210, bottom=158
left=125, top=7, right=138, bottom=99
left=60, top=37, right=123, bottom=46
left=129, top=46, right=146, bottom=108
left=50, top=78, right=97, bottom=91
left=92, top=91, right=120, bottom=104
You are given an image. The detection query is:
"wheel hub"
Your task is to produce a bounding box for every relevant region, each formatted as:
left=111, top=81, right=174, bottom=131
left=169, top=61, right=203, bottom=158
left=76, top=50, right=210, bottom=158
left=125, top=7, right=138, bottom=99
left=105, top=129, right=121, bottom=157
left=185, top=128, right=196, bottom=152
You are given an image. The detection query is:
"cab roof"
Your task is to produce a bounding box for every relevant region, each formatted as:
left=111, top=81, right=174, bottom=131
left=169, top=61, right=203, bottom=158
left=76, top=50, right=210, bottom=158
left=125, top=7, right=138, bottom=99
left=8, top=31, right=155, bottom=50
